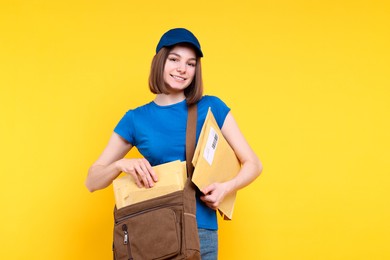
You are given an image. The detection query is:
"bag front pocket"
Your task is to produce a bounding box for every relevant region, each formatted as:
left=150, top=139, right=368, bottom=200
left=183, top=212, right=200, bottom=258
left=114, top=207, right=181, bottom=260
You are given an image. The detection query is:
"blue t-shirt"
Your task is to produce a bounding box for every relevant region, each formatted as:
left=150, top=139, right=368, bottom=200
left=114, top=95, right=230, bottom=230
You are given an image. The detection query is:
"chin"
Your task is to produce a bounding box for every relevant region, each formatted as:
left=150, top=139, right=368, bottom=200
left=167, top=83, right=189, bottom=92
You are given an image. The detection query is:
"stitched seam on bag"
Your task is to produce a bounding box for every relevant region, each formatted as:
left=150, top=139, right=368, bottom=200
left=184, top=212, right=196, bottom=218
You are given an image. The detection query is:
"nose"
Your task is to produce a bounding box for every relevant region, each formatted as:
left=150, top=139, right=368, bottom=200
left=176, top=62, right=186, bottom=73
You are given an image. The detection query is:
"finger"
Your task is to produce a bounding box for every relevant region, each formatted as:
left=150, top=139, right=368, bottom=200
left=123, top=168, right=143, bottom=188
left=142, top=159, right=158, bottom=182
left=201, top=198, right=217, bottom=210
left=139, top=159, right=157, bottom=185
left=207, top=204, right=217, bottom=210
left=202, top=192, right=220, bottom=209
left=131, top=172, right=143, bottom=188
left=137, top=162, right=155, bottom=188
left=135, top=164, right=152, bottom=188
left=201, top=183, right=216, bottom=195
left=200, top=194, right=214, bottom=204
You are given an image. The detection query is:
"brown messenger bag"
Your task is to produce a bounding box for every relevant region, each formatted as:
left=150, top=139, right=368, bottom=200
left=113, top=104, right=201, bottom=260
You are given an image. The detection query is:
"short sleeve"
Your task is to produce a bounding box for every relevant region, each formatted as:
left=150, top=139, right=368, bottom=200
left=114, top=110, right=135, bottom=145
left=205, top=95, right=231, bottom=129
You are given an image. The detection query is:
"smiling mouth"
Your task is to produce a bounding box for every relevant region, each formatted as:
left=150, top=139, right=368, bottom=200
left=171, top=75, right=186, bottom=81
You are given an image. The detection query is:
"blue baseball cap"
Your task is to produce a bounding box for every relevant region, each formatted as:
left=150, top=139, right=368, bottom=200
left=156, top=28, right=203, bottom=57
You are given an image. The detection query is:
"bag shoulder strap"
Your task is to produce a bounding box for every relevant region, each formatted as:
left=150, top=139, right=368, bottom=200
left=186, top=103, right=197, bottom=178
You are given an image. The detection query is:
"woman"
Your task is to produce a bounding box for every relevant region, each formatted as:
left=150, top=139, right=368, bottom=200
left=85, top=28, right=262, bottom=260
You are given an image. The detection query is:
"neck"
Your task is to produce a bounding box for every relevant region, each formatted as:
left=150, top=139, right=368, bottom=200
left=154, top=93, right=186, bottom=106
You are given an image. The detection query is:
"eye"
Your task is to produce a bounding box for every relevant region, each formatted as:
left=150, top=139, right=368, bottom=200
left=169, top=57, right=178, bottom=62
left=188, top=62, right=196, bottom=67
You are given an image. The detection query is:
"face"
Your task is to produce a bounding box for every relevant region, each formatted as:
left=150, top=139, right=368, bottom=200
left=163, top=45, right=197, bottom=93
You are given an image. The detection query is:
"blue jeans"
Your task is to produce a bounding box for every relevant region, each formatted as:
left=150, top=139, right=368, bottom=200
left=198, top=228, right=218, bottom=260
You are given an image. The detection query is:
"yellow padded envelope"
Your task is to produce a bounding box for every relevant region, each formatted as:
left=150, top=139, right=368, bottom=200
left=192, top=108, right=241, bottom=220
left=113, top=160, right=187, bottom=209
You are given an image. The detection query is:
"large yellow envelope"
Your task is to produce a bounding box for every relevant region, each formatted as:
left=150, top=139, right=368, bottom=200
left=192, top=108, right=241, bottom=220
left=113, top=160, right=187, bottom=209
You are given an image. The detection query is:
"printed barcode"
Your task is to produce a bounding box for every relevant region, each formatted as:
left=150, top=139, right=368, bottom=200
left=212, top=133, right=218, bottom=149
left=204, top=127, right=218, bottom=165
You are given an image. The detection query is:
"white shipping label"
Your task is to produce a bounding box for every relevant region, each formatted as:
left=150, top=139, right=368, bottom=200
left=203, top=127, right=219, bottom=165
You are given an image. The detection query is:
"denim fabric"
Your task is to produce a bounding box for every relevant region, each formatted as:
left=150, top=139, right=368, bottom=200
left=198, top=228, right=218, bottom=260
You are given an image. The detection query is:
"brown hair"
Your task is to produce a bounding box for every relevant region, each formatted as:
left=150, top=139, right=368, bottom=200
left=148, top=46, right=203, bottom=105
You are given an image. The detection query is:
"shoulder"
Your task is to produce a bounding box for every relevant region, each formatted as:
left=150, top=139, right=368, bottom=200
left=116, top=102, right=155, bottom=129
left=114, top=102, right=155, bottom=145
left=198, top=95, right=231, bottom=128
left=199, top=95, right=225, bottom=103
left=199, top=95, right=230, bottom=111
left=122, top=101, right=155, bottom=116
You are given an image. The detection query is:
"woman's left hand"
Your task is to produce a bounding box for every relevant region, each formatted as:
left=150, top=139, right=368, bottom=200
left=200, top=182, right=234, bottom=210
left=198, top=112, right=262, bottom=210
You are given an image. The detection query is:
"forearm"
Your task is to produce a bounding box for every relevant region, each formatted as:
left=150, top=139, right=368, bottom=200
left=219, top=112, right=263, bottom=196
left=85, top=161, right=121, bottom=192
left=225, top=158, right=262, bottom=194
left=86, top=133, right=133, bottom=192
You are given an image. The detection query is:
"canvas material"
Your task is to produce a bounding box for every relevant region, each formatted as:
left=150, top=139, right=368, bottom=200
left=113, top=104, right=200, bottom=260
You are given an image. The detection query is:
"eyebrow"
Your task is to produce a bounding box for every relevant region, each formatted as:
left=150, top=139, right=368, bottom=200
left=168, top=52, right=196, bottom=61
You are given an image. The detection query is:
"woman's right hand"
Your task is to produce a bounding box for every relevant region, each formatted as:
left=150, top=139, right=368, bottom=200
left=86, top=133, right=158, bottom=192
left=116, top=158, right=158, bottom=188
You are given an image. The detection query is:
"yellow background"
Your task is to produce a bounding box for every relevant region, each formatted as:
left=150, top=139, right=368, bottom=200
left=1, top=0, right=389, bottom=259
